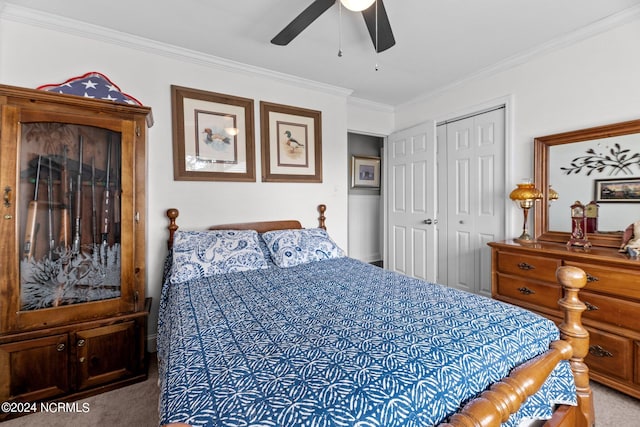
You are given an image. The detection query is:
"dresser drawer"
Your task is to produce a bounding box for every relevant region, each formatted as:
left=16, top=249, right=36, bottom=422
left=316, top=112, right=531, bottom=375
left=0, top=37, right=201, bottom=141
left=580, top=290, right=640, bottom=331
left=495, top=274, right=563, bottom=312
left=585, top=327, right=633, bottom=381
left=564, top=261, right=640, bottom=300
left=496, top=251, right=560, bottom=283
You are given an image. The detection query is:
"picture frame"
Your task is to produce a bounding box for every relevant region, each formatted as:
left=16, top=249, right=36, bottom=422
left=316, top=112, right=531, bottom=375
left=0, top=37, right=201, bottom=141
left=171, top=85, right=255, bottom=181
left=594, top=177, right=640, bottom=203
left=352, top=155, right=381, bottom=188
left=260, top=101, right=322, bottom=182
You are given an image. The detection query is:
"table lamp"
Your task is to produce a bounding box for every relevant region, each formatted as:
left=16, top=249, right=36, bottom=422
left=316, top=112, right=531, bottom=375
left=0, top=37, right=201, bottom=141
left=509, top=180, right=543, bottom=243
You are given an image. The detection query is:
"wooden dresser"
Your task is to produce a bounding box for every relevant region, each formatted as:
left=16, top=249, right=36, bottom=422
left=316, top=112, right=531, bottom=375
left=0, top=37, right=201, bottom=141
left=488, top=240, right=640, bottom=398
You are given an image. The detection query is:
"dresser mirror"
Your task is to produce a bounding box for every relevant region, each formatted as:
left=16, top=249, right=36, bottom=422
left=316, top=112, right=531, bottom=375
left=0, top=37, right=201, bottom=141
left=534, top=119, right=640, bottom=248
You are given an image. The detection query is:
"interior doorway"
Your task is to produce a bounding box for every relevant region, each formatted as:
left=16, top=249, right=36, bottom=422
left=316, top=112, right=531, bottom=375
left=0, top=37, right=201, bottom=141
left=347, top=132, right=384, bottom=264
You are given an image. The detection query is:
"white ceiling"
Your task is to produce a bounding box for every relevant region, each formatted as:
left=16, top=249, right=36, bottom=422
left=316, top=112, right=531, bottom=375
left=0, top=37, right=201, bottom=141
left=4, top=0, right=640, bottom=106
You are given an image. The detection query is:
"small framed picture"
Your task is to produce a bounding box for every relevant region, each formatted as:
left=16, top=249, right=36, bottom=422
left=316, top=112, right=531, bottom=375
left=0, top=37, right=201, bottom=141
left=171, top=85, right=255, bottom=181
left=260, top=101, right=322, bottom=183
left=594, top=177, right=640, bottom=203
left=352, top=155, right=381, bottom=188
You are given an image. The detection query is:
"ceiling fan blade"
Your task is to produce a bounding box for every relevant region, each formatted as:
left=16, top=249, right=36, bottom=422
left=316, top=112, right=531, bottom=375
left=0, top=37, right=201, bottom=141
left=362, top=0, right=395, bottom=52
left=271, top=0, right=336, bottom=46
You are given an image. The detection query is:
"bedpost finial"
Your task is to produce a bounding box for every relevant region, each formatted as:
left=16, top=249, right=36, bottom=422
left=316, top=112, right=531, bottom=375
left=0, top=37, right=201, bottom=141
left=167, top=208, right=180, bottom=250
left=318, top=204, right=326, bottom=230
left=167, top=208, right=179, bottom=221
left=556, top=266, right=587, bottom=290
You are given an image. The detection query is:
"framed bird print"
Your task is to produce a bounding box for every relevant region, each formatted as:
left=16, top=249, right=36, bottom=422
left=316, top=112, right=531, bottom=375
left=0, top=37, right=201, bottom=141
left=171, top=85, right=256, bottom=181
left=260, top=101, right=322, bottom=182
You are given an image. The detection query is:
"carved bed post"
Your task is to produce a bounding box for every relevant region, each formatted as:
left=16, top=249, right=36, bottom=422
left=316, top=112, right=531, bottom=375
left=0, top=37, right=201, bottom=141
left=318, top=204, right=326, bottom=229
left=167, top=208, right=179, bottom=250
left=556, top=266, right=595, bottom=427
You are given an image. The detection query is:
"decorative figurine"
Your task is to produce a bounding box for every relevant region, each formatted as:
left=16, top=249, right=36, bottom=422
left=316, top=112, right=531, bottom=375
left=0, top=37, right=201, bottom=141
left=568, top=201, right=591, bottom=248
left=619, top=220, right=640, bottom=257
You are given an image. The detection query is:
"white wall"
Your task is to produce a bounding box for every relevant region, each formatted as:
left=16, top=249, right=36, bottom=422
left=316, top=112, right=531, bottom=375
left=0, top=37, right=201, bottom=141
left=395, top=16, right=640, bottom=238
left=0, top=7, right=392, bottom=348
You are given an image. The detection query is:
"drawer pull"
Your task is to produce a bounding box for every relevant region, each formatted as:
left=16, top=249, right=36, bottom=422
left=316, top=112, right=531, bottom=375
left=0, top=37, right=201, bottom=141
left=77, top=339, right=86, bottom=347
left=584, top=301, right=599, bottom=311
left=589, top=345, right=613, bottom=358
left=586, top=273, right=599, bottom=283
left=56, top=343, right=65, bottom=352
left=517, top=262, right=535, bottom=271
left=517, top=287, right=535, bottom=295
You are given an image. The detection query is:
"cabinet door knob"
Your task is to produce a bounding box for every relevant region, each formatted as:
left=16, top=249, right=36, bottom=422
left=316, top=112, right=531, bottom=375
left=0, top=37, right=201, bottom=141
left=56, top=343, right=65, bottom=352
left=77, top=339, right=86, bottom=347
left=517, top=286, right=535, bottom=295
left=79, top=357, right=86, bottom=363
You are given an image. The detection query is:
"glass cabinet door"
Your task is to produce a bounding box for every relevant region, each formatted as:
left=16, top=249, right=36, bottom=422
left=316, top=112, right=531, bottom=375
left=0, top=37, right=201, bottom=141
left=19, top=123, right=122, bottom=310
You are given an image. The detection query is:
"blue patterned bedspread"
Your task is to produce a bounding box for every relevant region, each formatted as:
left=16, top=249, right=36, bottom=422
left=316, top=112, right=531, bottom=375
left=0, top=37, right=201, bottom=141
left=157, top=257, right=576, bottom=427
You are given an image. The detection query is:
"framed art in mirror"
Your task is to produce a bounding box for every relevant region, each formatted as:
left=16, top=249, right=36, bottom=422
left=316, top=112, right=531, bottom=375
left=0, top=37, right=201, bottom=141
left=534, top=118, right=640, bottom=248
left=594, top=178, right=640, bottom=203
left=171, top=85, right=256, bottom=181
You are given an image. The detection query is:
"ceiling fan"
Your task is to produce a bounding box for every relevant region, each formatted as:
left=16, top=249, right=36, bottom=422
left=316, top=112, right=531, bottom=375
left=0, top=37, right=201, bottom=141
left=271, top=0, right=395, bottom=53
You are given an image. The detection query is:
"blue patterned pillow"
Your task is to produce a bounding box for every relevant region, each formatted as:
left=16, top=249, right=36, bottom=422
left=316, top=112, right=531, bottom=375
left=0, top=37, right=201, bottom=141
left=169, top=230, right=268, bottom=284
left=262, top=228, right=345, bottom=268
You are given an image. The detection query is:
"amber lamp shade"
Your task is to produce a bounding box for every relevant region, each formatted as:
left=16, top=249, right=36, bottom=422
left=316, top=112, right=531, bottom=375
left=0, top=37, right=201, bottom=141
left=509, top=181, right=543, bottom=243
left=548, top=185, right=559, bottom=203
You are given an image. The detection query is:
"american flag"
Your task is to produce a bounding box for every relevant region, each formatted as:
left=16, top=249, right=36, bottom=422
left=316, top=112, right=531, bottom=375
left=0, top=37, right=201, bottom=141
left=37, top=71, right=143, bottom=106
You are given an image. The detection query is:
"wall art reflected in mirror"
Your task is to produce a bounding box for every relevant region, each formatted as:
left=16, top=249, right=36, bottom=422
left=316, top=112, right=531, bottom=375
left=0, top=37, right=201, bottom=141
left=534, top=119, right=640, bottom=248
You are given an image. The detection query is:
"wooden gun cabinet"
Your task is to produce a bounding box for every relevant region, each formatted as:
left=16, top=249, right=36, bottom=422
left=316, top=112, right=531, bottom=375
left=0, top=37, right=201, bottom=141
left=0, top=84, right=152, bottom=417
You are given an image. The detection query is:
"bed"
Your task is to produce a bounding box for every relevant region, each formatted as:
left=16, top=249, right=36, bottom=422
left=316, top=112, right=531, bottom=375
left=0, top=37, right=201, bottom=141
left=157, top=205, right=594, bottom=427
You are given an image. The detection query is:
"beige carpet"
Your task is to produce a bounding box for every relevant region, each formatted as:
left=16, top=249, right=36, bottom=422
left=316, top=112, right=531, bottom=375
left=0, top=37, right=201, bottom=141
left=2, top=353, right=639, bottom=426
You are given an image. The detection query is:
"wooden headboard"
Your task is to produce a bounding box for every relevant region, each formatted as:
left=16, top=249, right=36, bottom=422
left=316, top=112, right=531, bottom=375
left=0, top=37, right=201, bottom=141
left=167, top=204, right=327, bottom=250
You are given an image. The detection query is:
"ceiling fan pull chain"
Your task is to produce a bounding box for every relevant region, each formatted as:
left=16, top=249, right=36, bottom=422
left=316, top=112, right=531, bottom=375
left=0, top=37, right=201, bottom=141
left=374, top=0, right=379, bottom=70
left=338, top=0, right=343, bottom=57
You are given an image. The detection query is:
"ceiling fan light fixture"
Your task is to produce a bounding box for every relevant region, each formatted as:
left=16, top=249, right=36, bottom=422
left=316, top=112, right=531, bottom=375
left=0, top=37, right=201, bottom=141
left=340, top=0, right=375, bottom=12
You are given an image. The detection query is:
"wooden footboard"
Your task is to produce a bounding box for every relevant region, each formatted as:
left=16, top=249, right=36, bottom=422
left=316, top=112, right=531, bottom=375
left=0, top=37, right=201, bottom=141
left=439, top=266, right=594, bottom=427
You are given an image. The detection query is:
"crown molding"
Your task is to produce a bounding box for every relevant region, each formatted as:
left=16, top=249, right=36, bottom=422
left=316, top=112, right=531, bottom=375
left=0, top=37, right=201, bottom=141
left=347, top=96, right=395, bottom=113
left=0, top=4, right=354, bottom=98
left=400, top=4, right=640, bottom=109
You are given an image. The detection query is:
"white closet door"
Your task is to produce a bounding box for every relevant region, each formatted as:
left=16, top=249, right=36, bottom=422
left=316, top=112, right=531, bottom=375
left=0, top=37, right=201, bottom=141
left=442, top=108, right=505, bottom=296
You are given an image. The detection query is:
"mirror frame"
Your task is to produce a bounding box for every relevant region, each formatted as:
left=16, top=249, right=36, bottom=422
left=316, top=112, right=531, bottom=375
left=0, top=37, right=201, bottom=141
left=533, top=118, right=640, bottom=248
